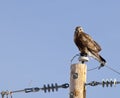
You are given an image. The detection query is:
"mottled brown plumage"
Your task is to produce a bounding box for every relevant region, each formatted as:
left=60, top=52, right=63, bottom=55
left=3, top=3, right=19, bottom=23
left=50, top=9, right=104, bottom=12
left=74, top=26, right=106, bottom=67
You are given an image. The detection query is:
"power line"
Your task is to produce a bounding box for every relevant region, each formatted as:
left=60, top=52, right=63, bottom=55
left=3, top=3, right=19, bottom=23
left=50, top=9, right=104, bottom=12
left=85, top=79, right=120, bottom=87
left=71, top=54, right=120, bottom=75
left=70, top=53, right=80, bottom=63
left=0, top=83, right=69, bottom=98
left=105, top=65, right=120, bottom=75
left=87, top=66, right=98, bottom=71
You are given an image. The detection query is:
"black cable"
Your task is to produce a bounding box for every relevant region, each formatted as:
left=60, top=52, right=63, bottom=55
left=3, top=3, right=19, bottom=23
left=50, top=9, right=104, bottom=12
left=70, top=53, right=80, bottom=63
left=87, top=66, right=99, bottom=71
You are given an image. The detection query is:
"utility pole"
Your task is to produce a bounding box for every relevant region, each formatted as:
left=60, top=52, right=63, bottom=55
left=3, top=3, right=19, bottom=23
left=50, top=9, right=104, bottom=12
left=70, top=56, right=88, bottom=98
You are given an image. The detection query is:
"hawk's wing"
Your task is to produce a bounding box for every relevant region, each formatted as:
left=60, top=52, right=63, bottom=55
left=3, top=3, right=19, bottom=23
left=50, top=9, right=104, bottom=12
left=81, top=32, right=101, bottom=52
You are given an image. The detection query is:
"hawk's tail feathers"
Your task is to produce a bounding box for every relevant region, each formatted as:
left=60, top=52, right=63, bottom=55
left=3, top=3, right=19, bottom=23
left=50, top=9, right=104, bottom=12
left=98, top=55, right=107, bottom=69
left=88, top=52, right=106, bottom=69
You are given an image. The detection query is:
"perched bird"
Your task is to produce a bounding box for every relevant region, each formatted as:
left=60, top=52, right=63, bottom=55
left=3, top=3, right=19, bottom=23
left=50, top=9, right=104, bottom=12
left=74, top=26, right=106, bottom=68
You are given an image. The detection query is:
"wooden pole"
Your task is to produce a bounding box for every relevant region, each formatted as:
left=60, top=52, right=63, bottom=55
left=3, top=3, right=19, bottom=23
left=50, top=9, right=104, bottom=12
left=70, top=63, right=87, bottom=98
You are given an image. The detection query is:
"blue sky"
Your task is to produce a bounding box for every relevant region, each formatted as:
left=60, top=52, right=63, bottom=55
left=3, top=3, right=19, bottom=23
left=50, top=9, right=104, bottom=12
left=0, top=0, right=120, bottom=98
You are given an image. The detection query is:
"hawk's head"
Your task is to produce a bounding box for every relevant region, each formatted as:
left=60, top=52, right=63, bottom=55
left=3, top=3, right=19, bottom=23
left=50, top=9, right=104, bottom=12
left=75, top=26, right=84, bottom=32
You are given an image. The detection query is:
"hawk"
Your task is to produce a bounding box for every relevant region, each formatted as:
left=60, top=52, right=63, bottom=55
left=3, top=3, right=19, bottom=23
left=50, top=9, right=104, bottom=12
left=74, top=26, right=106, bottom=68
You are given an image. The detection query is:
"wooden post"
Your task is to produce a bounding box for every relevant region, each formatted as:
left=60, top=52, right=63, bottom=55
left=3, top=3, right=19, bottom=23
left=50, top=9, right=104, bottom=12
left=70, top=63, right=87, bottom=98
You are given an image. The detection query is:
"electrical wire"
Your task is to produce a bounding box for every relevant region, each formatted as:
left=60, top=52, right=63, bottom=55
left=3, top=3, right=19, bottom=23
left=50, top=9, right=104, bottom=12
left=70, top=54, right=120, bottom=74
left=87, top=66, right=99, bottom=71
left=70, top=53, right=80, bottom=63
left=105, top=65, right=120, bottom=75
left=70, top=53, right=99, bottom=72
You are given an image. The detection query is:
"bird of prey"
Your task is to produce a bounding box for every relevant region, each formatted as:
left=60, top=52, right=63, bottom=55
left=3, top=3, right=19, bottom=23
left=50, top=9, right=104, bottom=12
left=74, top=26, right=106, bottom=68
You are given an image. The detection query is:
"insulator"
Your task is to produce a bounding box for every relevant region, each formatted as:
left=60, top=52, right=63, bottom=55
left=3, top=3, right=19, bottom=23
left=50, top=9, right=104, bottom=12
left=55, top=83, right=58, bottom=91
left=86, top=79, right=120, bottom=88
left=106, top=79, right=109, bottom=87
left=42, top=83, right=59, bottom=93
left=1, top=91, right=10, bottom=98
left=43, top=85, right=47, bottom=93
left=114, top=79, right=117, bottom=87
left=51, top=84, right=54, bottom=92
left=102, top=79, right=105, bottom=87
left=110, top=79, right=113, bottom=87
left=102, top=79, right=117, bottom=87
left=47, top=84, right=50, bottom=92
